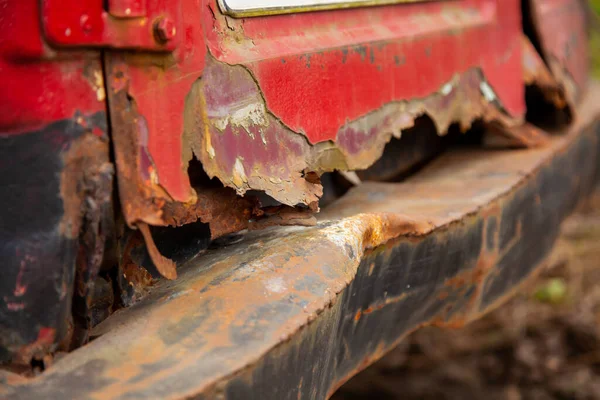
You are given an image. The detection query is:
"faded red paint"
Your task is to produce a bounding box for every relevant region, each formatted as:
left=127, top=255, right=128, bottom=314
left=0, top=1, right=105, bottom=134
left=116, top=0, right=207, bottom=202
left=42, top=0, right=181, bottom=51
left=113, top=0, right=526, bottom=206
left=13, top=327, right=57, bottom=365
left=239, top=1, right=524, bottom=143
left=529, top=0, right=589, bottom=104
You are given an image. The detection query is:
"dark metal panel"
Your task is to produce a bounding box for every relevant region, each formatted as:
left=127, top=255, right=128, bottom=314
left=0, top=113, right=113, bottom=364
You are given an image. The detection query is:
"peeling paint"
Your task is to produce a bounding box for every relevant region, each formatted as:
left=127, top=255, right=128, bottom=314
left=232, top=157, right=248, bottom=191
left=190, top=55, right=518, bottom=207
left=214, top=102, right=270, bottom=134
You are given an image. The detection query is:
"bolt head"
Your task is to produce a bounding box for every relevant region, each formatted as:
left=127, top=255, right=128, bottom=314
left=80, top=14, right=93, bottom=33
left=154, top=17, right=176, bottom=43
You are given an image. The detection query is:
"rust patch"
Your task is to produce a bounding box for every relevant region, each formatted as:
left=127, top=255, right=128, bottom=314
left=161, top=187, right=261, bottom=239
left=138, top=223, right=177, bottom=280
left=105, top=58, right=169, bottom=228
left=117, top=230, right=157, bottom=305
left=189, top=57, right=325, bottom=208
left=521, top=35, right=567, bottom=108
left=60, top=125, right=112, bottom=241
left=248, top=206, right=317, bottom=231
left=122, top=262, right=155, bottom=298
left=58, top=120, right=115, bottom=352
left=335, top=69, right=513, bottom=170
left=12, top=328, right=56, bottom=366
left=106, top=56, right=316, bottom=255
left=483, top=121, right=551, bottom=148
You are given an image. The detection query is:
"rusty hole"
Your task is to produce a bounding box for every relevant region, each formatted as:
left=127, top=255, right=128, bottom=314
left=320, top=172, right=354, bottom=208
left=356, top=116, right=458, bottom=183
left=29, top=358, right=45, bottom=376
left=131, top=221, right=212, bottom=277
left=189, top=154, right=287, bottom=210
left=187, top=154, right=221, bottom=189
left=321, top=117, right=484, bottom=207
left=525, top=85, right=572, bottom=129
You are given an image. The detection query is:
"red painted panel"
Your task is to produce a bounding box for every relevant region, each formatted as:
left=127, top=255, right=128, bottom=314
left=203, top=0, right=524, bottom=143
left=116, top=0, right=207, bottom=202
left=0, top=0, right=105, bottom=134
left=41, top=0, right=181, bottom=51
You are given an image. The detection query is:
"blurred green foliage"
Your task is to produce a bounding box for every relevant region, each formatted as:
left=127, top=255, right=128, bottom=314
left=534, top=278, right=568, bottom=305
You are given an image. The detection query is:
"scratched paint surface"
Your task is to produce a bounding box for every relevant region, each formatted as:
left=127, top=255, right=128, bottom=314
left=3, top=84, right=599, bottom=400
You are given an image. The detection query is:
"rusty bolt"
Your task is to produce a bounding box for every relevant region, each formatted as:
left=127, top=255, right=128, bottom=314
left=153, top=17, right=176, bottom=44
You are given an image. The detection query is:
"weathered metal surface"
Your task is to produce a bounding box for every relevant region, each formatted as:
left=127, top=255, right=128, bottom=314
left=41, top=0, right=181, bottom=50
left=195, top=59, right=512, bottom=208
left=0, top=113, right=113, bottom=365
left=137, top=223, right=178, bottom=280
left=161, top=187, right=262, bottom=238
left=0, top=0, right=106, bottom=133
left=0, top=0, right=112, bottom=365
left=528, top=0, right=589, bottom=106
left=522, top=35, right=568, bottom=109
left=3, top=84, right=600, bottom=400
left=483, top=121, right=551, bottom=149
left=354, top=117, right=446, bottom=182
left=108, top=0, right=526, bottom=225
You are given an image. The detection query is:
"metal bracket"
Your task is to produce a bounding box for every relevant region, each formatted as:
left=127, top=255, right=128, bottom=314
left=41, top=0, right=181, bottom=51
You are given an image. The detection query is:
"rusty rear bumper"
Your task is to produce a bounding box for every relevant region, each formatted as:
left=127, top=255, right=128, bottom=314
left=3, top=84, right=600, bottom=399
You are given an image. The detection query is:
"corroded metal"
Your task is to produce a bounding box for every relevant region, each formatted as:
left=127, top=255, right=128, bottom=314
left=194, top=58, right=518, bottom=208
left=528, top=0, right=589, bottom=106
left=3, top=84, right=600, bottom=400
left=0, top=1, right=113, bottom=364
left=107, top=0, right=526, bottom=227
left=0, top=113, right=113, bottom=365
left=521, top=35, right=568, bottom=108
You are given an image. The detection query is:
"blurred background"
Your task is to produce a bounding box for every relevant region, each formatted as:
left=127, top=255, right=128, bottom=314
left=592, top=1, right=600, bottom=78
left=333, top=5, right=600, bottom=399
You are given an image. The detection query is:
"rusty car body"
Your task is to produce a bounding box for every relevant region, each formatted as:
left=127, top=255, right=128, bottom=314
left=0, top=0, right=596, bottom=398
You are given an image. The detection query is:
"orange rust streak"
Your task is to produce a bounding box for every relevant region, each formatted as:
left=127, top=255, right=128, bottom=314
left=138, top=223, right=177, bottom=280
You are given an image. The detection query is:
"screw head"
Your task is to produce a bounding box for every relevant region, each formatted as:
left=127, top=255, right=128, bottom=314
left=154, top=17, right=176, bottom=43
